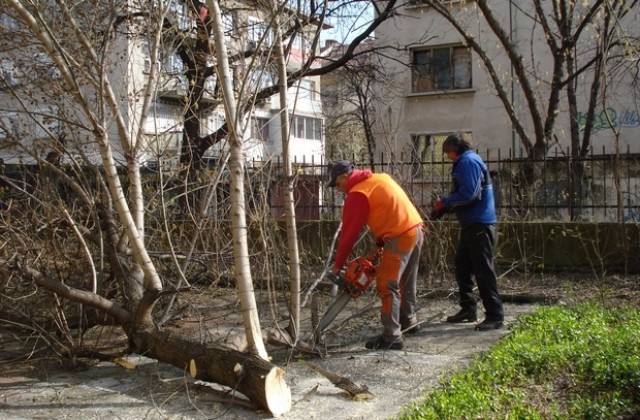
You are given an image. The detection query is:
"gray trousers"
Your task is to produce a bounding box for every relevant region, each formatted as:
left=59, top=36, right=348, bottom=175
left=377, top=226, right=424, bottom=342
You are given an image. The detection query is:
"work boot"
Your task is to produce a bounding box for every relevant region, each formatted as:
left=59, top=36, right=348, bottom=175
left=475, top=319, right=504, bottom=331
left=446, top=308, right=477, bottom=323
left=365, top=336, right=404, bottom=350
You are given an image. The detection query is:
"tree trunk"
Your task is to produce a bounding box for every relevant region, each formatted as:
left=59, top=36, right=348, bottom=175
left=270, top=3, right=301, bottom=343
left=132, top=328, right=291, bottom=417
left=2, top=259, right=292, bottom=416
left=207, top=0, right=269, bottom=360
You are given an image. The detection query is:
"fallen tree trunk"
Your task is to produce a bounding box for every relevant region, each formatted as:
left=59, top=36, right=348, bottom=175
left=2, top=259, right=291, bottom=416
left=132, top=327, right=291, bottom=417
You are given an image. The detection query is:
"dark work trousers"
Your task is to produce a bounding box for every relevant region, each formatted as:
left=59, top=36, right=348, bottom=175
left=454, top=223, right=504, bottom=321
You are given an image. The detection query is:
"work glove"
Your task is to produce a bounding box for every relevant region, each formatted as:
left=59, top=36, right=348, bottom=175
left=430, top=199, right=447, bottom=220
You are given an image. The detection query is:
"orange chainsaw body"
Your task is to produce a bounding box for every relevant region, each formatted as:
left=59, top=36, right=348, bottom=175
left=313, top=249, right=381, bottom=343
left=342, top=255, right=377, bottom=297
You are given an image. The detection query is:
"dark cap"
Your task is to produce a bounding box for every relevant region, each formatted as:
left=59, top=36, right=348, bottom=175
left=327, top=160, right=354, bottom=187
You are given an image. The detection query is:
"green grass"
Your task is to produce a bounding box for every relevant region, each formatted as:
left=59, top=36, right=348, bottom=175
left=400, top=302, right=640, bottom=419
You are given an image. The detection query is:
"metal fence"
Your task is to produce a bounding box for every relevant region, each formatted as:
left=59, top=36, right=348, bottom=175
left=267, top=147, right=640, bottom=223
left=3, top=148, right=640, bottom=223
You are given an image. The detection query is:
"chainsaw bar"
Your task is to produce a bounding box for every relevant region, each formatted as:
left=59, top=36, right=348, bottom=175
left=314, top=292, right=352, bottom=342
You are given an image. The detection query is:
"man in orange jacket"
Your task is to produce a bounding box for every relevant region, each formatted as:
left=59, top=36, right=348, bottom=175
left=328, top=160, right=424, bottom=350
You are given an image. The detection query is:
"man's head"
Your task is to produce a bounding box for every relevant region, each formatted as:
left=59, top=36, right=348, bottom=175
left=442, top=133, right=472, bottom=160
left=327, top=160, right=354, bottom=189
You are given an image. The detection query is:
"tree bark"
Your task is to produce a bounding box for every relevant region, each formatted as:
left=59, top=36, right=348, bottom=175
left=270, top=1, right=302, bottom=343
left=2, top=259, right=291, bottom=415
left=132, top=328, right=291, bottom=417
left=206, top=0, right=269, bottom=360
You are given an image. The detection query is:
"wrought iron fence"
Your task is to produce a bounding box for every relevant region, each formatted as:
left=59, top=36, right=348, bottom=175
left=265, top=146, right=640, bottom=223
left=3, top=147, right=639, bottom=224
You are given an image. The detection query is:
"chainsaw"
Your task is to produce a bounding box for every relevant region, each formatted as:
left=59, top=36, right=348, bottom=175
left=313, top=249, right=381, bottom=344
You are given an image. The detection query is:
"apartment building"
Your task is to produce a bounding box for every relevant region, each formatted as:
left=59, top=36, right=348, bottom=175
left=373, top=0, right=640, bottom=160
left=0, top=1, right=325, bottom=169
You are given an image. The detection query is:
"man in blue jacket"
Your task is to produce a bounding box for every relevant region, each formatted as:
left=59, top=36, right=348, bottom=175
left=433, top=133, right=504, bottom=331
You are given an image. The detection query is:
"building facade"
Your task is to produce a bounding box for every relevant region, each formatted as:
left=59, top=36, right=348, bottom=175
left=373, top=0, right=640, bottom=160
left=0, top=1, right=325, bottom=169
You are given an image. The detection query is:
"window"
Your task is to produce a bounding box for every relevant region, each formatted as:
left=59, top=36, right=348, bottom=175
left=292, top=115, right=322, bottom=140
left=412, top=46, right=471, bottom=93
left=168, top=1, right=191, bottom=31
left=247, top=17, right=272, bottom=47
left=221, top=11, right=234, bottom=41
left=204, top=74, right=217, bottom=95
left=410, top=133, right=458, bottom=178
left=292, top=34, right=308, bottom=53
left=250, top=69, right=275, bottom=91
left=142, top=40, right=184, bottom=75
left=251, top=117, right=270, bottom=141
left=146, top=101, right=182, bottom=134
left=299, top=80, right=317, bottom=100
left=141, top=41, right=158, bottom=73
left=165, top=52, right=184, bottom=75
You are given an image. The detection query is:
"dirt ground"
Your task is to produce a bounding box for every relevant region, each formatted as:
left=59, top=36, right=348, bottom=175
left=1, top=275, right=636, bottom=420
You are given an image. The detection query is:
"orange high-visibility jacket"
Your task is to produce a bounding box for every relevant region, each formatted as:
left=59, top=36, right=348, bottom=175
left=350, top=173, right=423, bottom=239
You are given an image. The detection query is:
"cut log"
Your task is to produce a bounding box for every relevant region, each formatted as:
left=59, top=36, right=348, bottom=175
left=133, top=328, right=291, bottom=417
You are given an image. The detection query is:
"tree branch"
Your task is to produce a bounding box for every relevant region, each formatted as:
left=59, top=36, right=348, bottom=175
left=0, top=258, right=131, bottom=327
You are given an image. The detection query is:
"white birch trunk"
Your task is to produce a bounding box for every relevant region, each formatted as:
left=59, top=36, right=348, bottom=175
left=6, top=0, right=163, bottom=294
left=270, top=4, right=302, bottom=342
left=207, top=0, right=268, bottom=360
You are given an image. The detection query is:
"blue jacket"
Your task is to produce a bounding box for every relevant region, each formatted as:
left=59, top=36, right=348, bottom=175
left=442, top=150, right=496, bottom=228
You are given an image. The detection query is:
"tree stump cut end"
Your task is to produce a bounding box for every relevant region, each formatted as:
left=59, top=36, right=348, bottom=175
left=265, top=366, right=291, bottom=417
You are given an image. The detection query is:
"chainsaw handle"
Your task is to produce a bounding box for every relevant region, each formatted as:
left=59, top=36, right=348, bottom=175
left=327, top=272, right=361, bottom=297
left=326, top=271, right=343, bottom=286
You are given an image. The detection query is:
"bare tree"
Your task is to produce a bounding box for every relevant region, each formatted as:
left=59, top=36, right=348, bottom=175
left=153, top=0, right=404, bottom=339
left=395, top=1, right=638, bottom=221
left=166, top=0, right=400, bottom=170
left=322, top=39, right=384, bottom=168
left=0, top=0, right=288, bottom=413
left=0, top=0, right=409, bottom=414
left=263, top=0, right=303, bottom=342
left=420, top=0, right=638, bottom=158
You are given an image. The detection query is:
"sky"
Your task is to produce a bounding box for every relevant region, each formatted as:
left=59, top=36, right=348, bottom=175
left=320, top=3, right=374, bottom=47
